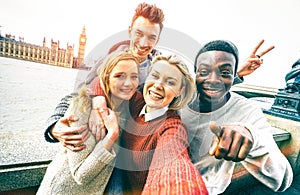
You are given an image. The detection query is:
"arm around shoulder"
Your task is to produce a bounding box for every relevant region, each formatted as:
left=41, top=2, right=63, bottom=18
left=44, top=93, right=74, bottom=142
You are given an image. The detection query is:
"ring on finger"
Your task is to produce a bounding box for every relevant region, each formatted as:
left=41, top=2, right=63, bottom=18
left=256, top=54, right=261, bottom=58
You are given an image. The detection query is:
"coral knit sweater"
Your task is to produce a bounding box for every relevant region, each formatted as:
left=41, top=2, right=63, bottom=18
left=118, top=94, right=208, bottom=195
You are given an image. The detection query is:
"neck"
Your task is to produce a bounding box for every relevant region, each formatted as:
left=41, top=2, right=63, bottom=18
left=111, top=96, right=124, bottom=110
left=138, top=57, right=147, bottom=64
left=197, top=93, right=231, bottom=113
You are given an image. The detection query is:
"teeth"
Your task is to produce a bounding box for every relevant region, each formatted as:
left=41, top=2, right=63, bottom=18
left=121, top=89, right=132, bottom=93
left=150, top=91, right=163, bottom=99
left=207, top=88, right=219, bottom=92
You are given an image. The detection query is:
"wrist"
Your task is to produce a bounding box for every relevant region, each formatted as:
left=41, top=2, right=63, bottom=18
left=107, top=130, right=119, bottom=143
left=92, top=96, right=106, bottom=109
left=45, top=123, right=59, bottom=143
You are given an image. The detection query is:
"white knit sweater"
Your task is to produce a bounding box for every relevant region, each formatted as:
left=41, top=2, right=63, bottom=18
left=37, top=90, right=116, bottom=195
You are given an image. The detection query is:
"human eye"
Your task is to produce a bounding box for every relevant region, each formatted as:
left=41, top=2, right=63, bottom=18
left=136, top=31, right=143, bottom=37
left=148, top=35, right=157, bottom=42
left=197, top=69, right=209, bottom=77
left=166, top=79, right=176, bottom=86
left=131, top=74, right=138, bottom=80
left=220, top=68, right=233, bottom=77
left=150, top=72, right=159, bottom=79
left=114, top=73, right=126, bottom=79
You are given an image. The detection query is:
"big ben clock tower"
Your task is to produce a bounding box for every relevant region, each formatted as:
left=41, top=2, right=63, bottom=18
left=77, top=26, right=87, bottom=67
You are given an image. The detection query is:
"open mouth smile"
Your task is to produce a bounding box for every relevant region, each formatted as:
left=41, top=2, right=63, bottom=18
left=149, top=90, right=163, bottom=100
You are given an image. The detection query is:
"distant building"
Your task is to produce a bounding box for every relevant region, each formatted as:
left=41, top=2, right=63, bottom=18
left=0, top=27, right=87, bottom=69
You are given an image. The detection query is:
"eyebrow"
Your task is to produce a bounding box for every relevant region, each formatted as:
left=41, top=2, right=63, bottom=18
left=136, top=29, right=158, bottom=38
left=198, top=63, right=233, bottom=68
left=219, top=63, right=234, bottom=69
left=153, top=70, right=178, bottom=81
left=112, top=71, right=138, bottom=75
left=197, top=63, right=210, bottom=69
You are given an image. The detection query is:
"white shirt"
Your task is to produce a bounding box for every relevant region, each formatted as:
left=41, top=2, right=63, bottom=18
left=139, top=105, right=169, bottom=122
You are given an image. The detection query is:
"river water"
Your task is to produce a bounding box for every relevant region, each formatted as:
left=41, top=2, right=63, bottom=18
left=0, top=57, right=89, bottom=133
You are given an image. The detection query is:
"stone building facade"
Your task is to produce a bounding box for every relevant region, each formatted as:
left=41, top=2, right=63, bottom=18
left=0, top=27, right=86, bottom=69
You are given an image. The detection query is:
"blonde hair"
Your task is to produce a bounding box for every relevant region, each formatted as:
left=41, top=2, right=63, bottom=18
left=97, top=51, right=139, bottom=109
left=151, top=54, right=196, bottom=110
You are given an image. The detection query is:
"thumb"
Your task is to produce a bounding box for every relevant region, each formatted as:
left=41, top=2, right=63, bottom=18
left=68, top=114, right=79, bottom=121
left=61, top=114, right=78, bottom=124
left=209, top=136, right=219, bottom=156
left=98, top=108, right=109, bottom=121
left=208, top=121, right=222, bottom=156
left=209, top=121, right=222, bottom=137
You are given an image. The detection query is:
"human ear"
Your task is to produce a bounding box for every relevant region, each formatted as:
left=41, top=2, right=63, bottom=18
left=128, top=26, right=132, bottom=36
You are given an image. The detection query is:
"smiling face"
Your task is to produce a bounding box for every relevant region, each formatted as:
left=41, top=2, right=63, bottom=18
left=129, top=16, right=160, bottom=62
left=195, top=51, right=235, bottom=110
left=108, top=59, right=139, bottom=103
left=143, top=60, right=184, bottom=113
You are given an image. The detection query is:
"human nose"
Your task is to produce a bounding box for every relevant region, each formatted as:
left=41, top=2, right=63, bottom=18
left=124, top=76, right=132, bottom=86
left=208, top=71, right=221, bottom=83
left=139, top=36, right=148, bottom=47
left=153, top=80, right=163, bottom=90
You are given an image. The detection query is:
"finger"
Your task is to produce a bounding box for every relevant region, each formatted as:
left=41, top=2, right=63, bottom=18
left=100, top=127, right=107, bottom=140
left=58, top=126, right=83, bottom=136
left=258, top=45, right=275, bottom=57
left=61, top=114, right=73, bottom=121
left=80, top=128, right=90, bottom=142
left=65, top=144, right=86, bottom=152
left=251, top=39, right=264, bottom=55
left=224, top=134, right=242, bottom=161
left=73, top=125, right=88, bottom=138
left=98, top=108, right=109, bottom=117
left=65, top=144, right=76, bottom=151
left=214, top=129, right=233, bottom=159
left=62, top=125, right=88, bottom=141
left=209, top=136, right=219, bottom=156
left=96, top=119, right=105, bottom=141
left=95, top=125, right=102, bottom=142
left=61, top=114, right=79, bottom=124
left=237, top=139, right=252, bottom=161
left=68, top=114, right=79, bottom=122
left=209, top=121, right=222, bottom=137
left=250, top=63, right=261, bottom=70
left=91, top=123, right=97, bottom=136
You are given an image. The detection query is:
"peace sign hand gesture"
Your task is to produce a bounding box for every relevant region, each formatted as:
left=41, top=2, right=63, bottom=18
left=237, top=39, right=275, bottom=78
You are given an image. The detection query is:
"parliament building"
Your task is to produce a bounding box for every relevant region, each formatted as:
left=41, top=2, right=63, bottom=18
left=0, top=26, right=87, bottom=69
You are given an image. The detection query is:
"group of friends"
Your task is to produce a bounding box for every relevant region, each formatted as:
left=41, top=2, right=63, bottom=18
left=37, top=2, right=293, bottom=195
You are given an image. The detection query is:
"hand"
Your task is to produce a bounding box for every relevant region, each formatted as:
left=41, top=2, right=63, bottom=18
left=89, top=96, right=108, bottom=142
left=89, top=109, right=106, bottom=142
left=51, top=115, right=90, bottom=151
left=237, top=39, right=275, bottom=78
left=208, top=122, right=253, bottom=162
left=98, top=108, right=120, bottom=151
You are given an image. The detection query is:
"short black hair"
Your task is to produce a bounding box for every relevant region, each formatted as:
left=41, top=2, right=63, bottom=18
left=194, top=40, right=239, bottom=76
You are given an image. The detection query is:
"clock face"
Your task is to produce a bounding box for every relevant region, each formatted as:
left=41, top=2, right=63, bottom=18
left=81, top=37, right=86, bottom=43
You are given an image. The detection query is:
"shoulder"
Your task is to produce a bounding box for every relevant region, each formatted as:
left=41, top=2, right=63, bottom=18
left=129, top=92, right=145, bottom=114
left=229, top=92, right=252, bottom=104
left=228, top=92, right=264, bottom=114
left=89, top=77, right=105, bottom=97
left=108, top=40, right=130, bottom=54
left=166, top=110, right=181, bottom=120
left=161, top=110, right=184, bottom=129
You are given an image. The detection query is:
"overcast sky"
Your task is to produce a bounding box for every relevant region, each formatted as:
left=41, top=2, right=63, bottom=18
left=1, top=0, right=300, bottom=88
